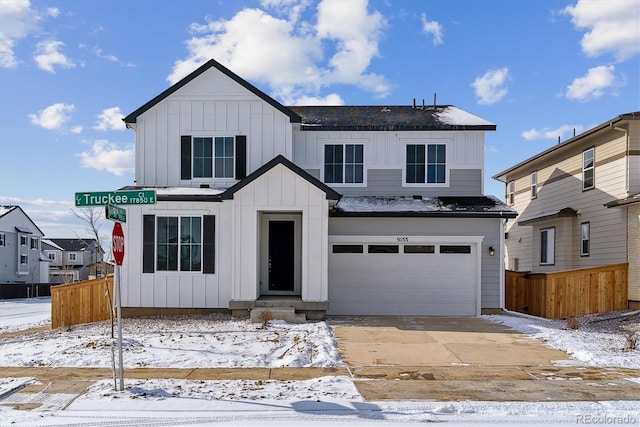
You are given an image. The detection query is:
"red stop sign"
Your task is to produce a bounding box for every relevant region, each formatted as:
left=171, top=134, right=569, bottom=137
left=112, top=222, right=125, bottom=266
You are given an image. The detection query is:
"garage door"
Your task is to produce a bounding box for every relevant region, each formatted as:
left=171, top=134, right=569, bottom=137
left=328, top=238, right=478, bottom=316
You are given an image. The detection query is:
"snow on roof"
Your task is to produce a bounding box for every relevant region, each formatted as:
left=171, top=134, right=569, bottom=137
left=435, top=106, right=495, bottom=127
left=152, top=187, right=225, bottom=196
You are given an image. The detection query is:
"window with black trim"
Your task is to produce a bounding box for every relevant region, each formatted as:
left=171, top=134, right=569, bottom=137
left=181, top=135, right=246, bottom=180
left=143, top=215, right=215, bottom=274
left=440, top=245, right=471, bottom=254
left=580, top=222, right=590, bottom=257
left=540, top=227, right=555, bottom=265
left=404, top=245, right=435, bottom=253
left=583, top=148, right=594, bottom=190
left=368, top=245, right=399, bottom=253
left=406, top=144, right=446, bottom=184
left=332, top=245, right=364, bottom=253
left=324, top=144, right=364, bottom=184
left=531, top=171, right=537, bottom=199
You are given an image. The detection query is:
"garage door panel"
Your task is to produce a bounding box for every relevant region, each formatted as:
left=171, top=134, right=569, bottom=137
left=329, top=239, right=477, bottom=316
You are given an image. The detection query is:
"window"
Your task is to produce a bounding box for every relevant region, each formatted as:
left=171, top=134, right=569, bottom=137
left=404, top=245, right=435, bottom=253
left=20, top=235, right=27, bottom=246
left=181, top=135, right=246, bottom=180
left=332, top=245, right=364, bottom=253
left=48, top=253, right=56, bottom=261
left=324, top=144, right=364, bottom=184
left=583, top=148, right=594, bottom=190
left=368, top=245, right=399, bottom=253
left=540, top=227, right=555, bottom=265
left=531, top=171, right=537, bottom=199
left=0, top=233, right=4, bottom=247
left=20, top=254, right=28, bottom=265
left=581, top=222, right=590, bottom=256
left=406, top=144, right=446, bottom=184
left=507, top=181, right=515, bottom=205
left=440, top=245, right=471, bottom=254
left=68, top=253, right=77, bottom=262
left=30, top=237, right=38, bottom=250
left=143, top=214, right=213, bottom=274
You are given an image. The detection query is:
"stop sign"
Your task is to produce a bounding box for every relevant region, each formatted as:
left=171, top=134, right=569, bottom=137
left=112, top=222, right=125, bottom=266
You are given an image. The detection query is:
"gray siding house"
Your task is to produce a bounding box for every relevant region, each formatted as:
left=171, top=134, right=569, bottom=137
left=493, top=112, right=640, bottom=309
left=119, top=59, right=516, bottom=320
left=0, top=206, right=47, bottom=284
left=42, top=238, right=102, bottom=284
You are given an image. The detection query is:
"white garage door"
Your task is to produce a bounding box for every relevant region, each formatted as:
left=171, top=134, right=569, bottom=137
left=328, top=238, right=479, bottom=316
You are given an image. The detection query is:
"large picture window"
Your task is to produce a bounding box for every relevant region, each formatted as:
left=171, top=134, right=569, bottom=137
left=144, top=215, right=215, bottom=274
left=324, top=144, right=364, bottom=184
left=181, top=135, right=246, bottom=180
left=406, top=144, right=446, bottom=184
left=540, top=227, right=555, bottom=265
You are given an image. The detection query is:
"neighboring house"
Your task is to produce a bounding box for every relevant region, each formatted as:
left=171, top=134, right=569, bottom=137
left=0, top=206, right=47, bottom=284
left=493, top=112, right=640, bottom=310
left=119, top=58, right=516, bottom=320
left=42, top=238, right=103, bottom=284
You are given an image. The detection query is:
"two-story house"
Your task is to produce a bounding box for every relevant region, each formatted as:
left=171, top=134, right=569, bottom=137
left=119, top=58, right=516, bottom=320
left=42, top=238, right=102, bottom=284
left=0, top=205, right=48, bottom=284
left=493, top=112, right=640, bottom=310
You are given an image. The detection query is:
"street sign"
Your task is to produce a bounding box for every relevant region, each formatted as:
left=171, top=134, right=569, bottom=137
left=106, top=204, right=126, bottom=223
left=75, top=190, right=157, bottom=207
left=112, top=222, right=125, bottom=266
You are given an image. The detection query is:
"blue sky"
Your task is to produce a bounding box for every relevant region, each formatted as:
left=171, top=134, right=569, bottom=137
left=1, top=0, right=638, bottom=239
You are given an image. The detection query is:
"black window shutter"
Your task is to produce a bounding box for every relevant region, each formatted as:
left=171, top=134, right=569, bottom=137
left=143, top=215, right=155, bottom=273
left=203, top=215, right=215, bottom=274
left=181, top=135, right=192, bottom=180
left=235, top=135, right=247, bottom=179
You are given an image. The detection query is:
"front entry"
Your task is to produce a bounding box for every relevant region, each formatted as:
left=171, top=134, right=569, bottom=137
left=260, top=213, right=302, bottom=295
left=268, top=221, right=294, bottom=291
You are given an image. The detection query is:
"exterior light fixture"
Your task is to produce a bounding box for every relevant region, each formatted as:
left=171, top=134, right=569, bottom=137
left=489, top=246, right=495, bottom=256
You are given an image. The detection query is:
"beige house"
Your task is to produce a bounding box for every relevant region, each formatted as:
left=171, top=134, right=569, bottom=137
left=493, top=112, right=640, bottom=309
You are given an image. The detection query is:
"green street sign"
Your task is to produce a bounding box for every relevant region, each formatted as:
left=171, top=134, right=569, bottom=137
left=106, top=204, right=126, bottom=223
left=75, top=190, right=157, bottom=207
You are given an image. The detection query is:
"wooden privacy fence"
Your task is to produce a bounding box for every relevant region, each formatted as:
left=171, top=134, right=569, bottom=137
left=51, top=276, right=114, bottom=329
left=505, top=263, right=628, bottom=319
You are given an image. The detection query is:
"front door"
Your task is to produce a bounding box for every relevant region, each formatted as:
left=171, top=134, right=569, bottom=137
left=268, top=221, right=295, bottom=291
left=260, top=213, right=301, bottom=295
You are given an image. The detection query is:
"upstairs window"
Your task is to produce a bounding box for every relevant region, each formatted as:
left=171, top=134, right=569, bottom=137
left=507, top=181, right=515, bottom=205
left=30, top=237, right=39, bottom=250
left=0, top=233, right=4, bottom=247
left=531, top=171, right=537, bottom=199
left=324, top=144, right=364, bottom=184
left=48, top=253, right=56, bottom=261
left=68, top=253, right=77, bottom=262
left=582, top=148, right=594, bottom=190
left=181, top=135, right=246, bottom=181
left=406, top=144, right=446, bottom=184
left=20, top=235, right=27, bottom=246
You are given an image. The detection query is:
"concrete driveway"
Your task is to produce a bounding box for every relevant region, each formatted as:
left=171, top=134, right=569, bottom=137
left=327, top=316, right=640, bottom=401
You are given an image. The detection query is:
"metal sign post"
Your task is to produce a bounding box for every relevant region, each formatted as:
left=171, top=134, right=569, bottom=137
left=112, top=222, right=125, bottom=391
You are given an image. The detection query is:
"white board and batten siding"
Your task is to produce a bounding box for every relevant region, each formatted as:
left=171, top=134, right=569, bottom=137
left=134, top=66, right=294, bottom=188
left=231, top=163, right=330, bottom=303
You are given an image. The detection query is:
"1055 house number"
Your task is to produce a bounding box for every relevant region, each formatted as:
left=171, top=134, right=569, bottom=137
left=396, top=237, right=408, bottom=242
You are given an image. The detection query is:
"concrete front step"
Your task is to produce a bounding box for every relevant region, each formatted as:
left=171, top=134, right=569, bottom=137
left=250, top=307, right=306, bottom=324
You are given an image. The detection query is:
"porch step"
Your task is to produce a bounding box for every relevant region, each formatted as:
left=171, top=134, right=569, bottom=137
left=250, top=307, right=306, bottom=324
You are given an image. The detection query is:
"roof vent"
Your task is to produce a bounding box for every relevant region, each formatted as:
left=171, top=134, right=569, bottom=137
left=200, top=184, right=210, bottom=188
left=412, top=195, right=423, bottom=200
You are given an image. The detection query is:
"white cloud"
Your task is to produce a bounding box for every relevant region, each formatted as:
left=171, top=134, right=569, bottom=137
left=471, top=67, right=509, bottom=105
left=28, top=103, right=75, bottom=130
left=77, top=140, right=134, bottom=176
left=563, top=0, right=640, bottom=61
left=521, top=124, right=584, bottom=141
left=421, top=13, right=443, bottom=45
left=71, top=125, right=83, bottom=134
left=95, top=107, right=126, bottom=131
left=169, top=0, right=390, bottom=103
left=34, top=39, right=75, bottom=72
left=566, top=65, right=618, bottom=101
left=0, top=0, right=39, bottom=68
left=46, top=7, right=60, bottom=18
left=289, top=93, right=344, bottom=106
